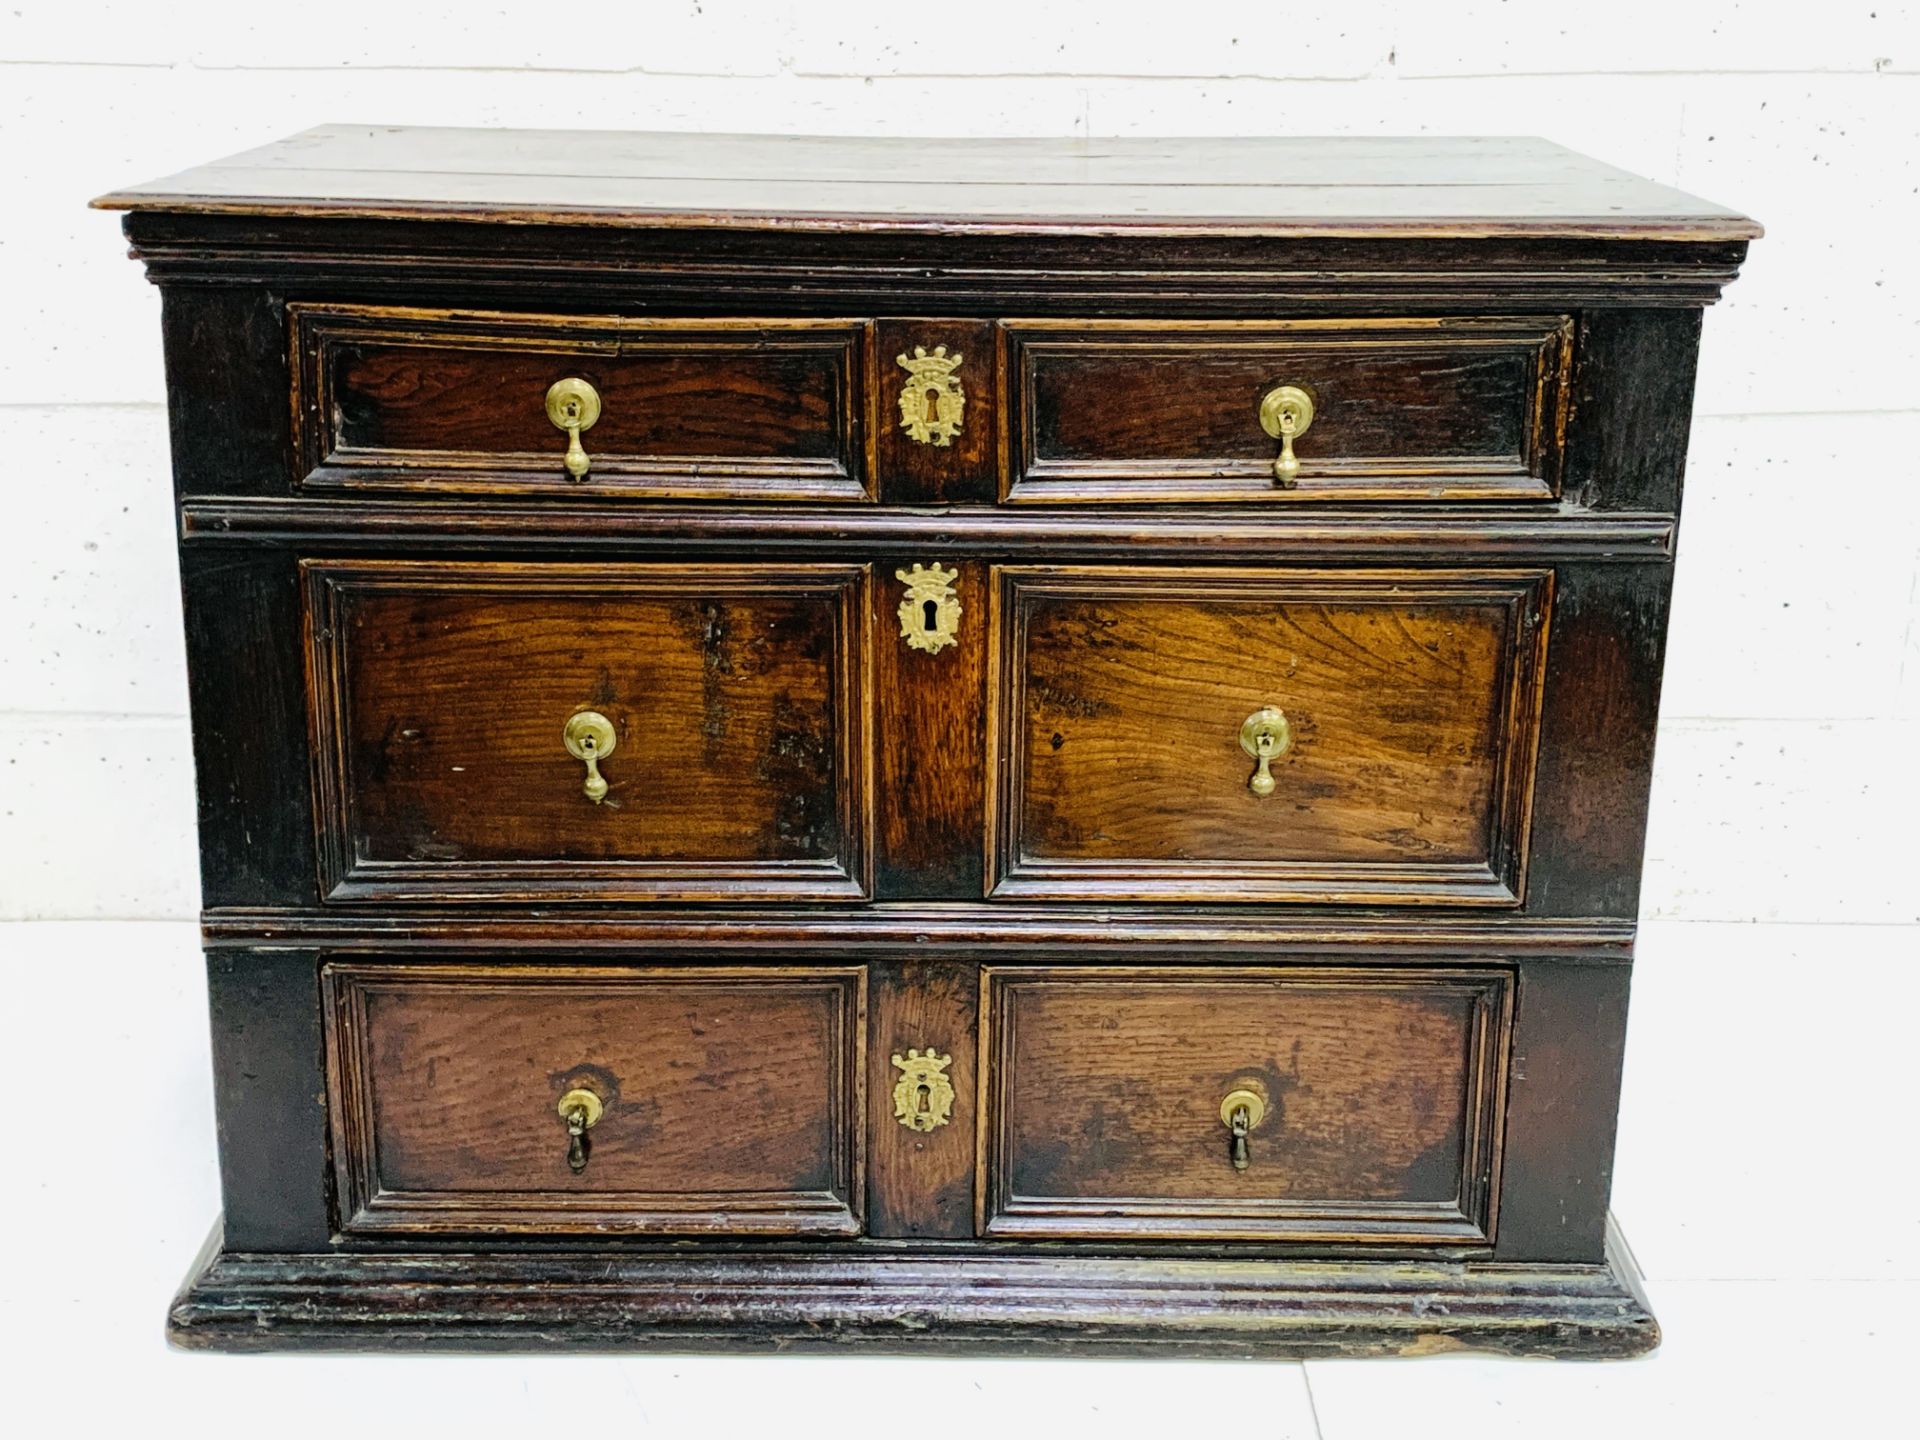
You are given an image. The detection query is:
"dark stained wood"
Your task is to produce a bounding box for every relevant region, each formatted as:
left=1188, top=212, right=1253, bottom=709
left=1523, top=562, right=1673, bottom=919
left=989, top=566, right=1551, bottom=904
left=874, top=558, right=987, bottom=898
left=96, top=128, right=1759, bottom=241
left=979, top=967, right=1510, bottom=1244
left=323, top=963, right=865, bottom=1236
left=1004, top=317, right=1570, bottom=503
left=123, top=212, right=1753, bottom=311
left=1564, top=308, right=1706, bottom=514
left=206, top=950, right=331, bottom=1250
left=168, top=1218, right=1660, bottom=1357
left=107, top=126, right=1753, bottom=1358
left=1493, top=959, right=1634, bottom=1263
left=160, top=286, right=291, bottom=500
left=180, top=498, right=1680, bottom=562
left=199, top=907, right=1638, bottom=957
left=304, top=559, right=873, bottom=902
left=866, top=959, right=977, bottom=1238
left=872, top=319, right=998, bottom=504
left=180, top=549, right=316, bottom=906
left=291, top=305, right=871, bottom=501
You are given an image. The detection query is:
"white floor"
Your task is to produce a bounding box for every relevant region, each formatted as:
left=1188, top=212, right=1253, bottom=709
left=1, top=918, right=1913, bottom=1438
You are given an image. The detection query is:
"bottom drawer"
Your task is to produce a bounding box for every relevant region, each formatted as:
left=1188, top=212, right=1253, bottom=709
left=978, top=966, right=1512, bottom=1244
left=323, top=963, right=865, bottom=1237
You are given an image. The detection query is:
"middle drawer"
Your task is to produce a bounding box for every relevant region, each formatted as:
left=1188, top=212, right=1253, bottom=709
left=304, top=559, right=873, bottom=903
left=988, top=566, right=1554, bottom=905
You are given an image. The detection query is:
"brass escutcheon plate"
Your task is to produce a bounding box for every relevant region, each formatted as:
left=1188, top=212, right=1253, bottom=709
left=895, top=346, right=966, bottom=446
left=896, top=563, right=962, bottom=655
left=891, top=1048, right=955, bottom=1132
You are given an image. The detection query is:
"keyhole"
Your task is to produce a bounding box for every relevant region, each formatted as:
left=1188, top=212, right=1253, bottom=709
left=923, top=387, right=941, bottom=423
left=922, top=598, right=940, bottom=631
left=915, top=1082, right=931, bottom=1114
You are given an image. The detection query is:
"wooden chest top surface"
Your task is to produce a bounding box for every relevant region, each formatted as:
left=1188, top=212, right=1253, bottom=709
left=94, top=126, right=1759, bottom=240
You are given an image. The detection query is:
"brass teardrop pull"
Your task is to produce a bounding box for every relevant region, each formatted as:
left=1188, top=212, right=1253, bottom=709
left=1220, top=1087, right=1268, bottom=1172
left=1258, top=384, right=1316, bottom=487
left=1238, top=706, right=1293, bottom=797
left=557, top=1087, right=605, bottom=1173
left=562, top=711, right=618, bottom=804
left=545, top=377, right=602, bottom=481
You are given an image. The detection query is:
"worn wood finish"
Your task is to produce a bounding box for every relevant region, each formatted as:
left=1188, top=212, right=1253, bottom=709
left=180, top=548, right=316, bottom=905
left=180, top=498, right=1681, bottom=563
left=871, top=319, right=999, bottom=505
left=324, top=963, right=865, bottom=1236
left=304, top=559, right=873, bottom=902
left=990, top=567, right=1551, bottom=904
left=874, top=558, right=988, bottom=898
left=866, top=959, right=978, bottom=1238
left=291, top=305, right=871, bottom=501
left=1493, top=958, right=1635, bottom=1262
left=104, top=128, right=1754, bottom=1358
left=168, top=1218, right=1659, bottom=1357
left=979, top=967, right=1510, bottom=1244
left=96, top=128, right=1757, bottom=241
left=199, top=908, right=1638, bottom=956
left=206, top=949, right=332, bottom=1250
left=1005, top=317, right=1571, bottom=503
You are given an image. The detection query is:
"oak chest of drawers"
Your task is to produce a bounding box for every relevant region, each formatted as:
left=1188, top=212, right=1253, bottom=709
left=98, top=128, right=1755, bottom=1358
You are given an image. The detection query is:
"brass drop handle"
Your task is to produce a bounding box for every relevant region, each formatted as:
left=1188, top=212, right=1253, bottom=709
left=557, top=1087, right=605, bottom=1173
left=1258, top=384, right=1316, bottom=486
left=545, top=377, right=602, bottom=481
left=562, top=711, right=618, bottom=803
left=1238, top=706, right=1293, bottom=797
left=1220, top=1087, right=1268, bottom=1172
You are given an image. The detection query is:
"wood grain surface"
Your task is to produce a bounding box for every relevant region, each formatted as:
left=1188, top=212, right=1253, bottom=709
left=109, top=124, right=1757, bottom=1355
left=291, top=305, right=870, bottom=500
left=990, top=566, right=1551, bottom=903
left=979, top=966, right=1510, bottom=1243
left=96, top=128, right=1760, bottom=240
left=304, top=560, right=873, bottom=902
left=324, top=963, right=865, bottom=1236
left=1005, top=317, right=1570, bottom=502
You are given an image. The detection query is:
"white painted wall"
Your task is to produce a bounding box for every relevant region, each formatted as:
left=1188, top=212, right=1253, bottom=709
left=2, top=3, right=1915, bottom=927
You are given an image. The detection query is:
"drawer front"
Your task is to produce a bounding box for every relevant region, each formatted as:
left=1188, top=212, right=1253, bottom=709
left=979, top=967, right=1512, bottom=1244
left=324, top=963, right=866, bottom=1237
left=305, top=560, right=872, bottom=902
left=290, top=305, right=872, bottom=500
left=988, top=566, right=1551, bottom=904
left=1003, top=317, right=1571, bottom=503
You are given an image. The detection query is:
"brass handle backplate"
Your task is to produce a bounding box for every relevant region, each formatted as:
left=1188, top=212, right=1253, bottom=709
left=1258, top=384, right=1316, bottom=486
left=1220, top=1087, right=1268, bottom=1172
left=545, top=377, right=602, bottom=480
left=1238, top=706, right=1293, bottom=797
left=557, top=1087, right=605, bottom=1173
left=891, top=1047, right=955, bottom=1132
left=562, top=710, right=617, bottom=803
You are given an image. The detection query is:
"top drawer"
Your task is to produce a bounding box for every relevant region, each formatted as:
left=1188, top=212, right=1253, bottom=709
left=1003, top=317, right=1572, bottom=504
left=289, top=305, right=872, bottom=501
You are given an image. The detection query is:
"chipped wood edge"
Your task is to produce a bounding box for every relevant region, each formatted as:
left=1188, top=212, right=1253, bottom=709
left=166, top=1213, right=1659, bottom=1358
